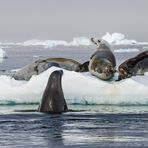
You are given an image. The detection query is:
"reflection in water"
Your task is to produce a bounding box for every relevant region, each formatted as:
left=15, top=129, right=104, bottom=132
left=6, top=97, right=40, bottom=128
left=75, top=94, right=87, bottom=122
left=31, top=114, right=65, bottom=147
left=0, top=106, right=148, bottom=147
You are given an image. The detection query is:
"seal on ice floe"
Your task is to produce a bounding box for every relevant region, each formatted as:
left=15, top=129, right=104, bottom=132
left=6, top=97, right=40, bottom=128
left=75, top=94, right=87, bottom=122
left=13, top=58, right=88, bottom=81
left=38, top=70, right=68, bottom=113
left=89, top=38, right=116, bottom=80
left=118, top=51, right=148, bottom=80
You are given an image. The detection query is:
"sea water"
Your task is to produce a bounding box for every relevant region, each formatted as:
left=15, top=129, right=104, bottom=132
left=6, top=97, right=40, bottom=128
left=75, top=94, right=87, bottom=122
left=0, top=42, right=148, bottom=147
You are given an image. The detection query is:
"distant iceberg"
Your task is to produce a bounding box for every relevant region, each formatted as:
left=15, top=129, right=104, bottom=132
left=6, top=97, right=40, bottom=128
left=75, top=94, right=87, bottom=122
left=15, top=37, right=92, bottom=48
left=102, top=32, right=137, bottom=45
left=1, top=32, right=148, bottom=48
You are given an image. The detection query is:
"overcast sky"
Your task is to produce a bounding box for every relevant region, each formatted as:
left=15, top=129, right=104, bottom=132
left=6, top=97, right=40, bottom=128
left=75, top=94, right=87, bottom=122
left=0, top=0, right=148, bottom=42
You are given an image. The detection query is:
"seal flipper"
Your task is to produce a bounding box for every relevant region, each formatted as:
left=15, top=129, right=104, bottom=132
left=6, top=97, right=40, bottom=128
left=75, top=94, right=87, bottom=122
left=76, top=61, right=89, bottom=72
left=38, top=70, right=68, bottom=114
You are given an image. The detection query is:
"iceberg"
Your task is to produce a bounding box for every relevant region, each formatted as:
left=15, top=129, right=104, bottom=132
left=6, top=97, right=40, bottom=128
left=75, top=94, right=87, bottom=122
left=15, top=37, right=92, bottom=48
left=0, top=48, right=7, bottom=63
left=69, top=37, right=92, bottom=46
left=102, top=32, right=137, bottom=45
left=0, top=67, right=148, bottom=106
left=0, top=48, right=7, bottom=58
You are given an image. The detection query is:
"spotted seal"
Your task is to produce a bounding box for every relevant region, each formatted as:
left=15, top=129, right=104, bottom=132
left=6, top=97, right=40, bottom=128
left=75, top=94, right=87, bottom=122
left=118, top=51, right=148, bottom=80
left=13, top=57, right=88, bottom=81
left=89, top=38, right=116, bottom=80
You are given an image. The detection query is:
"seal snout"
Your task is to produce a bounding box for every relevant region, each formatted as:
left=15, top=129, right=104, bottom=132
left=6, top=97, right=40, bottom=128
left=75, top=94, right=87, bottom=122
left=118, top=68, right=128, bottom=80
left=58, top=70, right=63, bottom=75
left=53, top=70, right=63, bottom=75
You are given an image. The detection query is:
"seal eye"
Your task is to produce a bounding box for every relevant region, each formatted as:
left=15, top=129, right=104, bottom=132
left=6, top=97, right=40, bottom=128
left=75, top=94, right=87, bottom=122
left=95, top=67, right=102, bottom=73
left=98, top=40, right=101, bottom=43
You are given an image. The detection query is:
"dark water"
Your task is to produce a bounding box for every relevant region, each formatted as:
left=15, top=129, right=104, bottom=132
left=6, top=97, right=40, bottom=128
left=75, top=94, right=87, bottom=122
left=0, top=105, right=148, bottom=148
left=0, top=45, right=148, bottom=147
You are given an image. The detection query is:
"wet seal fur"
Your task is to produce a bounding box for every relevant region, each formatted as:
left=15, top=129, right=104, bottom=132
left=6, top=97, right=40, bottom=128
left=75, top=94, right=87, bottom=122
left=118, top=51, right=148, bottom=80
left=38, top=70, right=68, bottom=113
left=89, top=38, right=116, bottom=80
left=13, top=58, right=88, bottom=81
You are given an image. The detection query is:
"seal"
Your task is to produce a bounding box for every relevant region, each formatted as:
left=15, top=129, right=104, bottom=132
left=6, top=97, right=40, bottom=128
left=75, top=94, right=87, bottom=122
left=13, top=57, right=88, bottom=81
left=118, top=51, right=148, bottom=80
left=89, top=38, right=116, bottom=80
left=38, top=70, right=68, bottom=113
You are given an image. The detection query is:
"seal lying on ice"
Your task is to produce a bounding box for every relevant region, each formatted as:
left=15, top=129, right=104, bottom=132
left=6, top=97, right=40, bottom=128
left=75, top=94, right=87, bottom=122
left=13, top=58, right=88, bottom=81
left=118, top=51, right=148, bottom=80
left=38, top=70, right=68, bottom=113
left=89, top=38, right=116, bottom=80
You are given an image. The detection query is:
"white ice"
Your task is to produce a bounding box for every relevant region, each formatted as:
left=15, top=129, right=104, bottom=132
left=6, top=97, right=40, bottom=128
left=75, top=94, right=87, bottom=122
left=0, top=48, right=7, bottom=63
left=15, top=37, right=92, bottom=48
left=1, top=32, right=148, bottom=48
left=102, top=32, right=137, bottom=45
left=114, top=48, right=140, bottom=53
left=0, top=67, right=148, bottom=105
left=0, top=48, right=7, bottom=58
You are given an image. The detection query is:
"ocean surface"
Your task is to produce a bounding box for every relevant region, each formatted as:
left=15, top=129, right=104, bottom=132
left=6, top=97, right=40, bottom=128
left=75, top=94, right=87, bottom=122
left=0, top=43, right=148, bottom=147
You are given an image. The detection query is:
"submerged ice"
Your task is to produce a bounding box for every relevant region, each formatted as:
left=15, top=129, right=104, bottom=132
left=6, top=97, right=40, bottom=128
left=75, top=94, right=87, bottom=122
left=0, top=67, right=148, bottom=105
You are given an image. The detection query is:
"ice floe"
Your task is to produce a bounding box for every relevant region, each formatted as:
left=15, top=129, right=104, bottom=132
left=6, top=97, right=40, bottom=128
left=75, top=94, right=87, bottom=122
left=0, top=67, right=148, bottom=105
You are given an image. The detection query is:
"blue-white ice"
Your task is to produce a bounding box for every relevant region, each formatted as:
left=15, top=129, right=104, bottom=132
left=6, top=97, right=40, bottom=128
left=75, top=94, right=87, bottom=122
left=0, top=67, right=148, bottom=105
left=0, top=48, right=7, bottom=58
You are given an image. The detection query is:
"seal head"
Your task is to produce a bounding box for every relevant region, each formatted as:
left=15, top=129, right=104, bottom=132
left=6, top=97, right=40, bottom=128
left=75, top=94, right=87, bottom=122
left=89, top=38, right=116, bottom=80
left=118, top=51, right=148, bottom=80
left=89, top=57, right=115, bottom=80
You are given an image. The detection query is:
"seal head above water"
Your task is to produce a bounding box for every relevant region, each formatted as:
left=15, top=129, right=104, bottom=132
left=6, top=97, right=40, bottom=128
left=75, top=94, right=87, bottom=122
left=38, top=70, right=68, bottom=113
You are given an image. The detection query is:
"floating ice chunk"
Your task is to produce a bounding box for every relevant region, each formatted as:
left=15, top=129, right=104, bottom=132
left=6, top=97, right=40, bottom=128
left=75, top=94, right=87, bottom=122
left=102, top=32, right=137, bottom=45
left=15, top=37, right=92, bottom=48
left=33, top=55, right=42, bottom=58
left=16, top=39, right=68, bottom=48
left=0, top=48, right=7, bottom=58
left=114, top=48, right=140, bottom=53
left=0, top=67, right=148, bottom=105
left=144, top=72, right=148, bottom=76
left=69, top=37, right=92, bottom=46
left=0, top=48, right=7, bottom=63
left=143, top=46, right=148, bottom=50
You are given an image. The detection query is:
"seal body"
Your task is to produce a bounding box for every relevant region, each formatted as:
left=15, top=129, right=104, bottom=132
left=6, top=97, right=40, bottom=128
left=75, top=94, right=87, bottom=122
left=118, top=51, right=148, bottom=80
left=13, top=58, right=87, bottom=81
left=38, top=70, right=68, bottom=113
left=89, top=38, right=116, bottom=80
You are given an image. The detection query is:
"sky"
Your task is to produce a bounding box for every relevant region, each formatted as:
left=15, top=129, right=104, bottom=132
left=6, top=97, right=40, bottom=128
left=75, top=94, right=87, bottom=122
left=0, top=0, right=148, bottom=42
